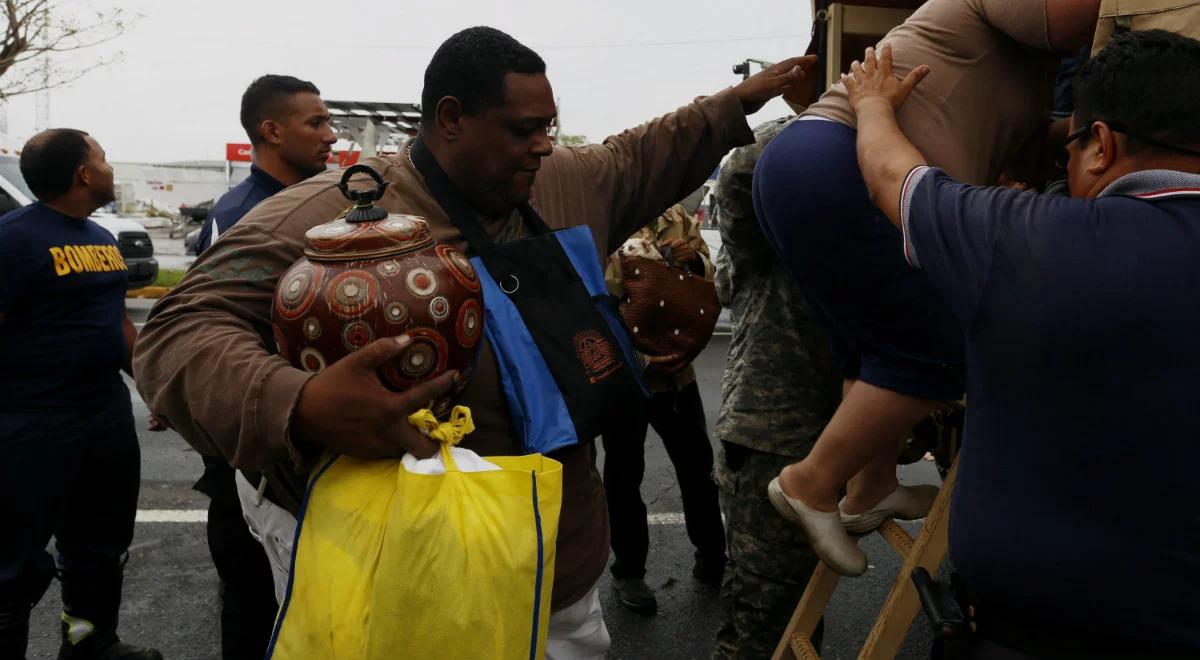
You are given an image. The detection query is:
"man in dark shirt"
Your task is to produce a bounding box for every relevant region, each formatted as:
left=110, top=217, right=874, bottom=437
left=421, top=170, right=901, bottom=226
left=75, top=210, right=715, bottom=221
left=0, top=129, right=160, bottom=660
left=601, top=204, right=727, bottom=613
left=194, top=74, right=335, bottom=253
left=191, top=74, right=335, bottom=660
left=828, top=31, right=1200, bottom=657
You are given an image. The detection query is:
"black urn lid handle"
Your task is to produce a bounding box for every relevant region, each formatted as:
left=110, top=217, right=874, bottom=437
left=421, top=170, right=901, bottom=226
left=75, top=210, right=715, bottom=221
left=337, top=164, right=390, bottom=223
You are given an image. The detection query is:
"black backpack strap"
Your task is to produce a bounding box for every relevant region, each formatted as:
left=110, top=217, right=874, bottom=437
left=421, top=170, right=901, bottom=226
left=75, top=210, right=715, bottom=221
left=409, top=137, right=552, bottom=252
left=516, top=200, right=553, bottom=236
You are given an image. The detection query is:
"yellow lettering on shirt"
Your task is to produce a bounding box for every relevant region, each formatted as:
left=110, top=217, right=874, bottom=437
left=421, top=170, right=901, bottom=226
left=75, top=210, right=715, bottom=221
left=91, top=246, right=108, bottom=271
left=48, top=244, right=127, bottom=276
left=49, top=247, right=70, bottom=276
left=79, top=245, right=99, bottom=272
left=94, top=246, right=110, bottom=272
left=63, top=246, right=82, bottom=272
left=109, top=246, right=127, bottom=271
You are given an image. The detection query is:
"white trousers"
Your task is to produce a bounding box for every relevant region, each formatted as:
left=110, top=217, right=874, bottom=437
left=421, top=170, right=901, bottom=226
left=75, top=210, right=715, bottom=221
left=234, top=472, right=610, bottom=659
left=545, top=584, right=611, bottom=659
left=233, top=471, right=296, bottom=603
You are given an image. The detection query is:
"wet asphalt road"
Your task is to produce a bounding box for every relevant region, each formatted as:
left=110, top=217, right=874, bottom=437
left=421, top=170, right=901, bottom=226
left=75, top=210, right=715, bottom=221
left=25, top=299, right=939, bottom=659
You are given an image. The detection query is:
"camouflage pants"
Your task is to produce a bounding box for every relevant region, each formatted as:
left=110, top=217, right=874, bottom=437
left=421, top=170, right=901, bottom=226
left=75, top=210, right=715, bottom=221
left=712, top=442, right=822, bottom=660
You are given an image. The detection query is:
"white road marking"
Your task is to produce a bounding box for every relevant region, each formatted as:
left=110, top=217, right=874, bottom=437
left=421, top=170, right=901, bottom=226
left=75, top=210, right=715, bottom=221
left=137, top=510, right=927, bottom=529
left=646, top=512, right=686, bottom=525
left=135, top=509, right=208, bottom=523
left=137, top=509, right=690, bottom=525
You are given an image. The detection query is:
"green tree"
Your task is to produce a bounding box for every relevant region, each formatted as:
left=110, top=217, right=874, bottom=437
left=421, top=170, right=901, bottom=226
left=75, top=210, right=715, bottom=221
left=556, top=133, right=589, bottom=146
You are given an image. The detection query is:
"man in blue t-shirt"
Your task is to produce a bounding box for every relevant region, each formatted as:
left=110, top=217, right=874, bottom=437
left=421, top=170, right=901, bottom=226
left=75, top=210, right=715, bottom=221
left=804, top=30, right=1200, bottom=657
left=190, top=74, right=336, bottom=660
left=0, top=129, right=161, bottom=659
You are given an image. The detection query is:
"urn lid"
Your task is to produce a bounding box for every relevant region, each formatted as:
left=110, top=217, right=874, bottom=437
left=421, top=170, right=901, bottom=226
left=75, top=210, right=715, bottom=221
left=304, top=213, right=434, bottom=261
left=303, top=163, right=435, bottom=261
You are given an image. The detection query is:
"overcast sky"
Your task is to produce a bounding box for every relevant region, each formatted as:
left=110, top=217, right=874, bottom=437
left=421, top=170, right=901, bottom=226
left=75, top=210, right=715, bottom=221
left=3, top=0, right=813, bottom=162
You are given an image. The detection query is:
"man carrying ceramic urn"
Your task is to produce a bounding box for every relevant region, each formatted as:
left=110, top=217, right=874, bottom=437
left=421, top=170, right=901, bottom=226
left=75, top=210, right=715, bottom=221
left=134, top=26, right=812, bottom=659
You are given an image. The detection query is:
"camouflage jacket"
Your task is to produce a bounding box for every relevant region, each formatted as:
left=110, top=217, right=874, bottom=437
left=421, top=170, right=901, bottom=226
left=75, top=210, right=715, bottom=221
left=713, top=117, right=841, bottom=457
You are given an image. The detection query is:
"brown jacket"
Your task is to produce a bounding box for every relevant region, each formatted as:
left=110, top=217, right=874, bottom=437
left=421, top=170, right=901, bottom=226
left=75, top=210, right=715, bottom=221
left=132, top=88, right=752, bottom=610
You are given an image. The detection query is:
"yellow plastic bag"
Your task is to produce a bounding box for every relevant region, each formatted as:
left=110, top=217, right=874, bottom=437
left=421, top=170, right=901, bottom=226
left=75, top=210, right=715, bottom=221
left=267, top=408, right=563, bottom=660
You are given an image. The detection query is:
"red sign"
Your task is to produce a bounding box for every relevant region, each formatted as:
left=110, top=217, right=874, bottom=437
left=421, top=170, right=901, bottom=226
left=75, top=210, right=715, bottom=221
left=225, top=144, right=388, bottom=167
left=226, top=143, right=253, bottom=162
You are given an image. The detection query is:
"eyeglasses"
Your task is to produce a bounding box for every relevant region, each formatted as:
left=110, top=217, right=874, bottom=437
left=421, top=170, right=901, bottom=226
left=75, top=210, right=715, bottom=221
left=1056, top=120, right=1200, bottom=170
left=1054, top=125, right=1091, bottom=170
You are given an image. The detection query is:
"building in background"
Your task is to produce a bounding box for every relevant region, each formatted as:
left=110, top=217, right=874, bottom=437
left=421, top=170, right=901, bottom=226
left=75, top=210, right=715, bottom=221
left=111, top=161, right=229, bottom=214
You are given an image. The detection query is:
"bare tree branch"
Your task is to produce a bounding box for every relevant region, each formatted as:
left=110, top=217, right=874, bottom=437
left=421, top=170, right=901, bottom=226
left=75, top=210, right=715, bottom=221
left=0, top=51, right=120, bottom=97
left=0, top=1, right=133, bottom=99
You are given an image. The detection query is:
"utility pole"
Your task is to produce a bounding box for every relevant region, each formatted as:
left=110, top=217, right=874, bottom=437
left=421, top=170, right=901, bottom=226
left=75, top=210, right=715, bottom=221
left=33, top=7, right=50, bottom=132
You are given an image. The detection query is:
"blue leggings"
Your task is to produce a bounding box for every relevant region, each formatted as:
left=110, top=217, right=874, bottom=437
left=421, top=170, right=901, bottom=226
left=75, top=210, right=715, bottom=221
left=753, top=118, right=963, bottom=401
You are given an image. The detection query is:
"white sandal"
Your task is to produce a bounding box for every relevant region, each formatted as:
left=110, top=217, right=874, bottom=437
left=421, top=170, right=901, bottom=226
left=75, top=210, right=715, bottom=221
left=839, top=484, right=940, bottom=534
left=768, top=477, right=868, bottom=576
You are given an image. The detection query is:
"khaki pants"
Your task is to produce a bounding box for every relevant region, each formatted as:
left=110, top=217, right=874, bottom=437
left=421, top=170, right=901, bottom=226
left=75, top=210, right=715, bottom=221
left=233, top=471, right=295, bottom=604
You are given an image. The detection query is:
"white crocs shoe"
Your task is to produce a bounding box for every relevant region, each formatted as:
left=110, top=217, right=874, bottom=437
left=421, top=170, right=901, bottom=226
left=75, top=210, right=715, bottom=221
left=839, top=484, right=940, bottom=534
left=768, top=477, right=868, bottom=577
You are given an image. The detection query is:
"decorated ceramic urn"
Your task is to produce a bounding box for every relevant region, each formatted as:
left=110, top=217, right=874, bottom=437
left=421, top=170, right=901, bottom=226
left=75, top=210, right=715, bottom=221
left=271, top=164, right=483, bottom=416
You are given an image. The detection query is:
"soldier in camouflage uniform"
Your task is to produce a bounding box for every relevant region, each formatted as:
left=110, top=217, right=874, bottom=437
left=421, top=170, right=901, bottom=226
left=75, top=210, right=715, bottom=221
left=711, top=118, right=842, bottom=660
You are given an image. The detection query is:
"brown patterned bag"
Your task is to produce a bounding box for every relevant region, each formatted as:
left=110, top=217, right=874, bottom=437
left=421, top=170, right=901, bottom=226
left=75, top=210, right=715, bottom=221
left=618, top=255, right=721, bottom=362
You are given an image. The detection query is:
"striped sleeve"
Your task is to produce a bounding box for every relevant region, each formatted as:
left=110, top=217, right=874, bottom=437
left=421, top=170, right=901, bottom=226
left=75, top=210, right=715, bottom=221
left=900, top=165, right=934, bottom=268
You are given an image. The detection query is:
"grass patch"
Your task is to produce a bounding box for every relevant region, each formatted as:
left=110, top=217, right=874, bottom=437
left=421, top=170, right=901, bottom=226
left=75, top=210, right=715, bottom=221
left=154, top=268, right=187, bottom=288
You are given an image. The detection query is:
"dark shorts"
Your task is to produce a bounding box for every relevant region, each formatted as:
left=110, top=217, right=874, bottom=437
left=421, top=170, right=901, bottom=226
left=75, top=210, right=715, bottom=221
left=753, top=118, right=963, bottom=401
